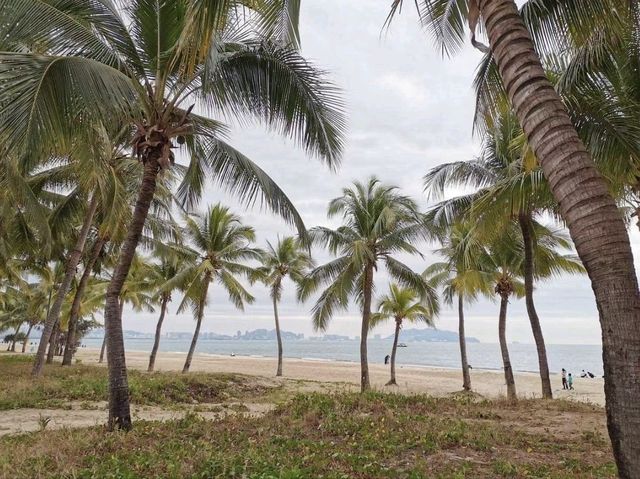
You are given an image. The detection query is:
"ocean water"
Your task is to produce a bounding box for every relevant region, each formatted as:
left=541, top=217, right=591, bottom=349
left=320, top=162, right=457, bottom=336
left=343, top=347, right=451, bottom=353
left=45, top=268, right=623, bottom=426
left=82, top=338, right=604, bottom=376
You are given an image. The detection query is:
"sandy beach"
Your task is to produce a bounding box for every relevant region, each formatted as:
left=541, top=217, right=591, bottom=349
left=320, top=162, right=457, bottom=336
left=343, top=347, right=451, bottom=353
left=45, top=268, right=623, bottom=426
left=75, top=348, right=606, bottom=406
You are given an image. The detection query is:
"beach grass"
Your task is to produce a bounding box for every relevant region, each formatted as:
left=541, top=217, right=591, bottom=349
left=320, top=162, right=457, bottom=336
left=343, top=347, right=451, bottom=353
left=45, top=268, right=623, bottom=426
left=0, top=354, right=615, bottom=478
left=0, top=355, right=280, bottom=410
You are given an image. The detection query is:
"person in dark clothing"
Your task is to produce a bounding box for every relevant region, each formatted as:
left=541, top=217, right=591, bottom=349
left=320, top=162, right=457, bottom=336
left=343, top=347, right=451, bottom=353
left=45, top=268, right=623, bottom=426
left=384, top=354, right=390, bottom=365
left=561, top=368, right=568, bottom=389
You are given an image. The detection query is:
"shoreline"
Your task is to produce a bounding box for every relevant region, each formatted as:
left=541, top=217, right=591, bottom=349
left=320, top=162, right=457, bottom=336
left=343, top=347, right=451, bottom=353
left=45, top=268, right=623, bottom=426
left=74, top=347, right=606, bottom=406
left=77, top=345, right=544, bottom=376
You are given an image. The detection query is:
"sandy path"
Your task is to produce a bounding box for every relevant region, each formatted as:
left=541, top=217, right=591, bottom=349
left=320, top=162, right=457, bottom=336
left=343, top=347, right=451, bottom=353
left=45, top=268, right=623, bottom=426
left=75, top=348, right=605, bottom=406
left=0, top=401, right=273, bottom=436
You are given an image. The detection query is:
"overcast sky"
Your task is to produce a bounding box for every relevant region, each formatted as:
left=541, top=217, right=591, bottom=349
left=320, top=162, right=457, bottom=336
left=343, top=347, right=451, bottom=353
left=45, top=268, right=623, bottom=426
left=119, top=0, right=640, bottom=345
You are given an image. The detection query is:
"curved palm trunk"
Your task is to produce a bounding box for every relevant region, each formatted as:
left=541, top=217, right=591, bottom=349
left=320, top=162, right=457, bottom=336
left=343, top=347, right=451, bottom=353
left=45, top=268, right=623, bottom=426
left=518, top=212, right=552, bottom=399
left=360, top=263, right=374, bottom=392
left=21, top=323, right=33, bottom=353
left=148, top=294, right=169, bottom=372
left=46, top=321, right=60, bottom=364
left=183, top=281, right=209, bottom=374
left=458, top=294, right=472, bottom=391
left=273, top=295, right=284, bottom=377
left=479, top=1, right=640, bottom=473
left=63, top=238, right=106, bottom=366
left=105, top=157, right=160, bottom=431
left=387, top=318, right=402, bottom=386
left=498, top=294, right=516, bottom=401
left=32, top=194, right=98, bottom=376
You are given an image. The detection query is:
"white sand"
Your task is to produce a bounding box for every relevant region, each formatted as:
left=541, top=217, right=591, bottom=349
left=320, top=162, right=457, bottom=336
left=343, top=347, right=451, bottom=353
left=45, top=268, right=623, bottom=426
left=75, top=348, right=605, bottom=406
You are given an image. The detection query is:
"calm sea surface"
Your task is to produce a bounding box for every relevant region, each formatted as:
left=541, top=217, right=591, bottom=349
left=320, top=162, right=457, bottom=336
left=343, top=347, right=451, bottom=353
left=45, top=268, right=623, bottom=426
left=82, top=338, right=604, bottom=376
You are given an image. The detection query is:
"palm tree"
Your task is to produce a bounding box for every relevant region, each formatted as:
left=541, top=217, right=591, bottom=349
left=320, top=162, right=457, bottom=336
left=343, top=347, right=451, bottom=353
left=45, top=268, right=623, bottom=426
left=0, top=1, right=344, bottom=430
left=300, top=177, right=430, bottom=392
left=147, top=247, right=190, bottom=373
left=424, top=222, right=494, bottom=391
left=424, top=106, right=559, bottom=398
left=370, top=283, right=438, bottom=385
left=62, top=236, right=107, bottom=366
left=487, top=221, right=584, bottom=401
left=387, top=1, right=640, bottom=472
left=165, top=205, right=261, bottom=373
left=253, top=237, right=314, bottom=376
left=486, top=229, right=525, bottom=402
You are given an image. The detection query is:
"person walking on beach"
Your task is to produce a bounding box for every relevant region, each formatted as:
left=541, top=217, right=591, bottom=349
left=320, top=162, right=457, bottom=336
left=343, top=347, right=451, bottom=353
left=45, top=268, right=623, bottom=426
left=561, top=368, right=568, bottom=390
left=568, top=373, right=574, bottom=390
left=384, top=354, right=390, bottom=365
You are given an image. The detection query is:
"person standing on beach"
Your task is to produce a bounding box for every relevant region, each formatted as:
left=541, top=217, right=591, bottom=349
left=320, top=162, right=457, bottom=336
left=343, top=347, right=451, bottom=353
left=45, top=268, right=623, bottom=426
left=568, top=373, right=574, bottom=390
left=561, top=368, right=568, bottom=390
left=384, top=354, right=390, bottom=365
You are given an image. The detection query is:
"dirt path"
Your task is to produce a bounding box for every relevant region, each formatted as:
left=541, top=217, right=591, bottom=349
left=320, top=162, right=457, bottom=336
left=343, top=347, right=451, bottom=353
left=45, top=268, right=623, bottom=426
left=0, top=401, right=274, bottom=436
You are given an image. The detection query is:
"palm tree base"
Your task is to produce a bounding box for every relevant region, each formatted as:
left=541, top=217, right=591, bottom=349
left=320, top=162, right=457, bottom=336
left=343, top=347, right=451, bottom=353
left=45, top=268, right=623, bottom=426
left=385, top=379, right=397, bottom=386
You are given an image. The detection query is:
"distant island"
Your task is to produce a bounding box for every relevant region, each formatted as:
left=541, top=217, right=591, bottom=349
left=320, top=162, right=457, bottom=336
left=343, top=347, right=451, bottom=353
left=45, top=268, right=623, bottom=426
left=84, top=329, right=305, bottom=341
left=388, top=328, right=480, bottom=343
left=82, top=327, right=476, bottom=343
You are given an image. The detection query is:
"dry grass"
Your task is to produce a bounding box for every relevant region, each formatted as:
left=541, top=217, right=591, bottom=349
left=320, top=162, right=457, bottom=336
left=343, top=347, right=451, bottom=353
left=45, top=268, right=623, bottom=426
left=0, top=390, right=615, bottom=478
left=0, top=354, right=281, bottom=410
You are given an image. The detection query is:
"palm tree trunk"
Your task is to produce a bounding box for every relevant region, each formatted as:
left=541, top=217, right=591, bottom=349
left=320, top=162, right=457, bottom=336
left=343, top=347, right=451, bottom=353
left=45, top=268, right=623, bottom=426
left=100, top=299, right=123, bottom=365
left=22, top=323, right=33, bottom=353
left=360, top=262, right=374, bottom=392
left=518, top=212, right=552, bottom=399
left=387, top=318, right=401, bottom=386
left=10, top=323, right=20, bottom=352
left=148, top=294, right=169, bottom=372
left=458, top=294, right=472, bottom=391
left=62, top=238, right=106, bottom=366
left=46, top=321, right=59, bottom=364
left=498, top=293, right=516, bottom=401
left=32, top=193, right=98, bottom=376
left=273, top=295, right=284, bottom=377
left=183, top=279, right=209, bottom=374
left=99, top=336, right=107, bottom=363
left=105, top=156, right=160, bottom=431
left=479, top=1, right=640, bottom=473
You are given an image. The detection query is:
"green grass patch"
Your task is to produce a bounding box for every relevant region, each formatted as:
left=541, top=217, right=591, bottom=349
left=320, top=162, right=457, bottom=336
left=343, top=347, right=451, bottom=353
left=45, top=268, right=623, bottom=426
left=0, top=391, right=615, bottom=478
left=0, top=354, right=279, bottom=409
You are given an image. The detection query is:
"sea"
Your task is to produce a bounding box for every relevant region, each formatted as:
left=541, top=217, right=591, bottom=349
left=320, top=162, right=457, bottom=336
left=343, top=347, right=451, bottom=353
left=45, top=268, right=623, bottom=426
left=81, top=338, right=604, bottom=376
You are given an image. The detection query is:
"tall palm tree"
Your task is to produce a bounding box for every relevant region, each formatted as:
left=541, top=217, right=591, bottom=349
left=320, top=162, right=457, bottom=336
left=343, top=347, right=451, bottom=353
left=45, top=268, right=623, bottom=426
left=147, top=245, right=191, bottom=373
left=370, top=283, right=438, bottom=385
left=0, top=0, right=344, bottom=429
left=487, top=221, right=583, bottom=401
left=486, top=229, right=525, bottom=402
left=424, top=222, right=494, bottom=391
left=424, top=106, right=559, bottom=398
left=300, top=177, right=430, bottom=392
left=253, top=237, right=314, bottom=376
left=165, top=205, right=261, bottom=373
left=387, top=1, right=640, bottom=472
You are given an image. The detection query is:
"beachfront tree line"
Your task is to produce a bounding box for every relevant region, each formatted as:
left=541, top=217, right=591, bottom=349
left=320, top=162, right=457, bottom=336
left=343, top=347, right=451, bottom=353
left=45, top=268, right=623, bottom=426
left=0, top=0, right=638, bottom=476
left=0, top=171, right=581, bottom=394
